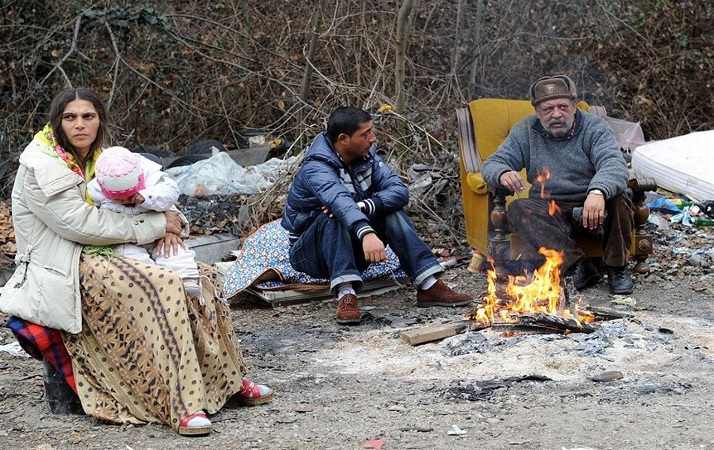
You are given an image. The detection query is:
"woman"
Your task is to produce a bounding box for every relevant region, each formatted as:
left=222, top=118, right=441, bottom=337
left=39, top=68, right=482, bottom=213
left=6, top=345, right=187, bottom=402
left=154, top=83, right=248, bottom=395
left=0, top=87, right=272, bottom=436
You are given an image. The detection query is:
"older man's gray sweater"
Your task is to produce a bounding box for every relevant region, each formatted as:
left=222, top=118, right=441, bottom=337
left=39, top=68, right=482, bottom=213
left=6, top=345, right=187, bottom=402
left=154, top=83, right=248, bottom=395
left=481, top=110, right=627, bottom=202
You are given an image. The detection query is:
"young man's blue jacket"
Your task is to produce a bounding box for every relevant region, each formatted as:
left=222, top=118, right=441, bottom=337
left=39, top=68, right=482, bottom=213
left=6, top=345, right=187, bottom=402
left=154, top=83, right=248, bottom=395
left=281, top=132, right=409, bottom=243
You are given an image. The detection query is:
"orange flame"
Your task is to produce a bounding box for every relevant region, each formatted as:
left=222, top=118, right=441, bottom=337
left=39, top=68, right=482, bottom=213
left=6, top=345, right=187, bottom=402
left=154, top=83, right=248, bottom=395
left=535, top=167, right=551, bottom=199
left=474, top=247, right=594, bottom=326
left=548, top=200, right=560, bottom=216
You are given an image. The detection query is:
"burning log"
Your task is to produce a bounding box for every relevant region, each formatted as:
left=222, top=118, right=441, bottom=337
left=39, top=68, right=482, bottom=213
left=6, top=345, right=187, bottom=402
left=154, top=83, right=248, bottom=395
left=518, top=313, right=597, bottom=334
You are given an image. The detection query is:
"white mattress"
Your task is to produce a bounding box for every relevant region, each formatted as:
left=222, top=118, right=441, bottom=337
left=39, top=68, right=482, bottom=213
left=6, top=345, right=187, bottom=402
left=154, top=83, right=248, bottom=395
left=632, top=130, right=714, bottom=202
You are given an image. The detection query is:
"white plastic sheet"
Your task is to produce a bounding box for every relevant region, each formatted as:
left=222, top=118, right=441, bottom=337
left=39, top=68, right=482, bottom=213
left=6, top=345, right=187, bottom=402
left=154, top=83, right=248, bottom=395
left=632, top=130, right=714, bottom=202
left=166, top=152, right=298, bottom=196
left=605, top=116, right=645, bottom=152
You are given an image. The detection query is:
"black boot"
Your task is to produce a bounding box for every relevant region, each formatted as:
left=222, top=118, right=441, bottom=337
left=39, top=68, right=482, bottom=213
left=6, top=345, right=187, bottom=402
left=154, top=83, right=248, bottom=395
left=606, top=265, right=634, bottom=295
left=568, top=258, right=602, bottom=291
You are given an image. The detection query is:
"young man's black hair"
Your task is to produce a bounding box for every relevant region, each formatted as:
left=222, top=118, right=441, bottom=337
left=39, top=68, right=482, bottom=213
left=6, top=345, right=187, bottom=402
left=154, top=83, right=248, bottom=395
left=326, top=107, right=372, bottom=144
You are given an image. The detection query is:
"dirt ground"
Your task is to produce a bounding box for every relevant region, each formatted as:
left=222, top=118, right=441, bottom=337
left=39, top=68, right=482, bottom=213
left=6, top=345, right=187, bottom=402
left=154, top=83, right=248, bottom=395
left=1, top=218, right=714, bottom=450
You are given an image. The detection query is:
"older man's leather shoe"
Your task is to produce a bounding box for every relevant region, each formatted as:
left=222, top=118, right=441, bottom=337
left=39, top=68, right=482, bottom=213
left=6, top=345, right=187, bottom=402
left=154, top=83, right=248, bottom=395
left=572, top=259, right=602, bottom=291
left=607, top=266, right=634, bottom=295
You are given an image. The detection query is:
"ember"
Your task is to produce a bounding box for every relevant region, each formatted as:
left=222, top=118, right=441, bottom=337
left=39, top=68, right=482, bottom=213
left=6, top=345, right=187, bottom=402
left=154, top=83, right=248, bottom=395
left=472, top=247, right=595, bottom=330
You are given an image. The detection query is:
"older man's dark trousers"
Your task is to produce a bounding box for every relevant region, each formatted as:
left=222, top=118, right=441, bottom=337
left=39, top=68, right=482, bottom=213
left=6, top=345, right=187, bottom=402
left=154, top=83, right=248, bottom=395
left=505, top=194, right=634, bottom=272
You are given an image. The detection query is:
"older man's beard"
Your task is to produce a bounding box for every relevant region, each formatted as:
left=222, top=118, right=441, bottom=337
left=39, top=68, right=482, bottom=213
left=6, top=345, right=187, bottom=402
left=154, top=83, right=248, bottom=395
left=544, top=116, right=575, bottom=138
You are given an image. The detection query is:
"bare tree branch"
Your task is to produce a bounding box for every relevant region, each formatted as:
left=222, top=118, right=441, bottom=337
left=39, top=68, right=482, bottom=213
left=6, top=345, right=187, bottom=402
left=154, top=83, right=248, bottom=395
left=39, top=15, right=82, bottom=88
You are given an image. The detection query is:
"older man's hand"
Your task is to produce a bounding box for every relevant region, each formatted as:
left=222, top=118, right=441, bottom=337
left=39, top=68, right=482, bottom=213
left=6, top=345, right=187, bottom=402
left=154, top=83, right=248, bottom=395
left=499, top=170, right=525, bottom=193
left=582, top=190, right=606, bottom=230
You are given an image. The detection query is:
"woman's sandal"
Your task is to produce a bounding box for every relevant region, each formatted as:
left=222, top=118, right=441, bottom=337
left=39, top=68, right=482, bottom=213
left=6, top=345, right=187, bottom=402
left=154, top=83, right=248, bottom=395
left=178, top=411, right=211, bottom=436
left=236, top=378, right=273, bottom=406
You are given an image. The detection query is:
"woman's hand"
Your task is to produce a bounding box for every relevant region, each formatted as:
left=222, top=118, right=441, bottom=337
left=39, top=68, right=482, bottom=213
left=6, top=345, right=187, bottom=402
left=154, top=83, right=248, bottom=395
left=155, top=232, right=184, bottom=257
left=164, top=211, right=182, bottom=235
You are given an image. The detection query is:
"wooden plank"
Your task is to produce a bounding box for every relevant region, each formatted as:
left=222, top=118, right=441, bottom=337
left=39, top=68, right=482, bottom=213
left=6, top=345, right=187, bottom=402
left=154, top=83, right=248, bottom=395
left=245, top=278, right=401, bottom=307
left=400, top=320, right=474, bottom=346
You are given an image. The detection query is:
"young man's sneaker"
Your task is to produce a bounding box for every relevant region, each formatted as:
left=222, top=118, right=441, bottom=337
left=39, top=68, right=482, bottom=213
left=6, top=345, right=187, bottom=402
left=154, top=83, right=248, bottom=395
left=606, top=265, right=634, bottom=295
left=336, top=294, right=362, bottom=324
left=416, top=280, right=472, bottom=307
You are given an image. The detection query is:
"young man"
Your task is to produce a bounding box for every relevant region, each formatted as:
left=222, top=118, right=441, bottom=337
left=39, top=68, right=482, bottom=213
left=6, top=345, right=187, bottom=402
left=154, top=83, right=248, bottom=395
left=281, top=107, right=471, bottom=324
left=481, top=74, right=634, bottom=295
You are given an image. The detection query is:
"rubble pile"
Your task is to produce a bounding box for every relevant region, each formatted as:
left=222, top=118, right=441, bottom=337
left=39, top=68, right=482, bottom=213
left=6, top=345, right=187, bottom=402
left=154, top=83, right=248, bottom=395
left=643, top=210, right=714, bottom=294
left=176, top=194, right=251, bottom=236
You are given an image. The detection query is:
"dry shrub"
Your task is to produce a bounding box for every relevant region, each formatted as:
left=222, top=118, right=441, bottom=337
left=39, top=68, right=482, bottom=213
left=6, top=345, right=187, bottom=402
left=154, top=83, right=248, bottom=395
left=581, top=0, right=714, bottom=138
left=2, top=0, right=712, bottom=239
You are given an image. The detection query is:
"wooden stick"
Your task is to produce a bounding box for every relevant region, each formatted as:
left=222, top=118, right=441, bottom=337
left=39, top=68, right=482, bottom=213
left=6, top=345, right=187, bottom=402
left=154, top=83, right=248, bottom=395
left=400, top=320, right=487, bottom=346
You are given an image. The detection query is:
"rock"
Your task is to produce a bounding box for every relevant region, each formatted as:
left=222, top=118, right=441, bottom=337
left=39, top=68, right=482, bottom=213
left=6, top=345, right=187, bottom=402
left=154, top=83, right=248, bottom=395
left=387, top=405, right=406, bottom=412
left=611, top=296, right=636, bottom=307
left=687, top=254, right=708, bottom=267
left=293, top=405, right=315, bottom=413
left=276, top=417, right=298, bottom=424
left=637, top=383, right=658, bottom=394
left=447, top=425, right=467, bottom=436
left=590, top=370, right=624, bottom=382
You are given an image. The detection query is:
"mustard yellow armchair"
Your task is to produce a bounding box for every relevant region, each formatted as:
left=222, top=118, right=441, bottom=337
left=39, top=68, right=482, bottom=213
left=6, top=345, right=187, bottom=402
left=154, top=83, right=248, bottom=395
left=456, top=98, right=653, bottom=267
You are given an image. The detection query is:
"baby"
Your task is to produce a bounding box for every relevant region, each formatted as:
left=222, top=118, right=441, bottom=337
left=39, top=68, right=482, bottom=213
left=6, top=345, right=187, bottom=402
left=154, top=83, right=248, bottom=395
left=88, top=146, right=202, bottom=299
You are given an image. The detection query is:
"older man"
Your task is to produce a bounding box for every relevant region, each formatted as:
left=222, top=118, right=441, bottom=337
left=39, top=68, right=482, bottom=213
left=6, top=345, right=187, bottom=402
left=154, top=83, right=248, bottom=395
left=481, top=75, right=634, bottom=294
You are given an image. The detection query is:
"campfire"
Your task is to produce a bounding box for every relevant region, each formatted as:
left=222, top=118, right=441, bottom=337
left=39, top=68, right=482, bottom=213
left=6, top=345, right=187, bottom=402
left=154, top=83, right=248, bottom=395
left=471, top=247, right=599, bottom=334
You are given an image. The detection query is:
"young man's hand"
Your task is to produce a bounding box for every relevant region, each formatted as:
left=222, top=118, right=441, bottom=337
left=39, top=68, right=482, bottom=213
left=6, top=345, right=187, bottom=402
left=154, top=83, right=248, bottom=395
left=582, top=190, right=606, bottom=229
left=362, top=233, right=386, bottom=263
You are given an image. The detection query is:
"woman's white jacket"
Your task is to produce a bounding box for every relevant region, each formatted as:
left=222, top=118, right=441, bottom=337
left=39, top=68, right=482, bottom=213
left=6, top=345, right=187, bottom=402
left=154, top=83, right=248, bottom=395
left=0, top=140, right=166, bottom=333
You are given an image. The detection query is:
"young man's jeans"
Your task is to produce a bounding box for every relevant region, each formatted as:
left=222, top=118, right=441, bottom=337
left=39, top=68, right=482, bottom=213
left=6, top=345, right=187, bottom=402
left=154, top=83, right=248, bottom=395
left=289, top=210, right=443, bottom=291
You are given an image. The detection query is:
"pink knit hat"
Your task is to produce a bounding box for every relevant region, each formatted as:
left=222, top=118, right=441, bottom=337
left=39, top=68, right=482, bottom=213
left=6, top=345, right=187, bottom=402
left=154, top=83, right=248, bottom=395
left=95, top=146, right=145, bottom=200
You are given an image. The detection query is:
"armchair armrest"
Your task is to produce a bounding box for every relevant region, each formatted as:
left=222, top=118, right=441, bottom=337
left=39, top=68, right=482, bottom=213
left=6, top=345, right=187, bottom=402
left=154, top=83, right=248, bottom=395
left=466, top=172, right=489, bottom=194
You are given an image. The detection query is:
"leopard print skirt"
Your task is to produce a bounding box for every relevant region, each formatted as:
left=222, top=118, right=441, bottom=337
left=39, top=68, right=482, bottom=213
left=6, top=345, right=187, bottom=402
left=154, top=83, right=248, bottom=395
left=62, top=255, right=247, bottom=431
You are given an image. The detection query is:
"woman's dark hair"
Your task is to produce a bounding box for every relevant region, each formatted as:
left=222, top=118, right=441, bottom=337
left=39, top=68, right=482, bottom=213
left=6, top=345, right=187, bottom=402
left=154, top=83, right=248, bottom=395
left=48, top=87, right=110, bottom=163
left=326, top=106, right=372, bottom=143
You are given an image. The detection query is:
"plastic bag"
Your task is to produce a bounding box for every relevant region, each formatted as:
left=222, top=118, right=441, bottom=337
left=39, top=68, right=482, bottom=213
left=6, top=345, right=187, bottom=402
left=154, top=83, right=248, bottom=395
left=166, top=152, right=298, bottom=197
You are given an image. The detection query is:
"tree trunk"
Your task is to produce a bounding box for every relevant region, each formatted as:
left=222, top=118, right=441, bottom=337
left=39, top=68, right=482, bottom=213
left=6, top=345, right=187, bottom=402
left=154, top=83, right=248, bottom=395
left=469, top=0, right=485, bottom=99
left=300, top=8, right=322, bottom=103
left=395, top=0, right=416, bottom=112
